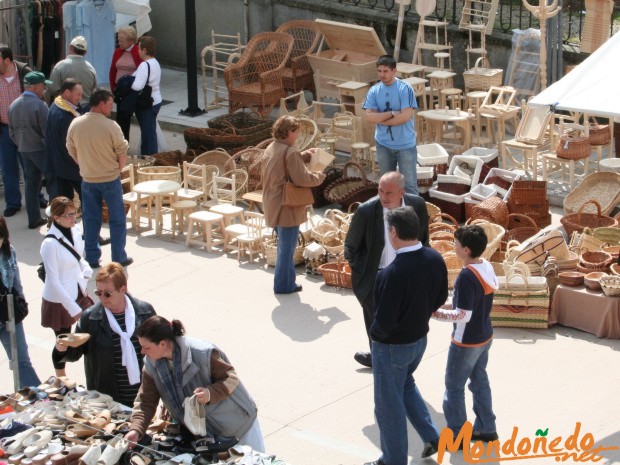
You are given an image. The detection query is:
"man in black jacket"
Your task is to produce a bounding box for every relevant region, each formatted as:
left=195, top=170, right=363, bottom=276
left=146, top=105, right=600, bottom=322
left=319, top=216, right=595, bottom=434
left=344, top=171, right=429, bottom=368
left=366, top=206, right=447, bottom=465
left=54, top=262, right=156, bottom=405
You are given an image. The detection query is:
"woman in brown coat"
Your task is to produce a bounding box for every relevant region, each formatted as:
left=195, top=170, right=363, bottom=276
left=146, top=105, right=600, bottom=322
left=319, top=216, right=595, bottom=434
left=262, top=116, right=325, bottom=294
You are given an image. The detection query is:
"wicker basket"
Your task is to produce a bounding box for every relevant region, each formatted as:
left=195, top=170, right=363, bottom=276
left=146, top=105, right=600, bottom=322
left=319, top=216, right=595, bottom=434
left=610, top=263, right=620, bottom=276
left=295, top=117, right=320, bottom=152
left=184, top=127, right=247, bottom=152
left=504, top=213, right=538, bottom=245
left=263, top=232, right=305, bottom=267
left=312, top=166, right=343, bottom=208
left=602, top=245, right=620, bottom=260
left=324, top=161, right=378, bottom=209
left=467, top=219, right=506, bottom=260
left=587, top=119, right=611, bottom=146
left=137, top=166, right=182, bottom=183
left=563, top=172, right=620, bottom=216
left=311, top=218, right=340, bottom=243
left=600, top=275, right=620, bottom=297
left=208, top=111, right=274, bottom=147
left=228, top=147, right=265, bottom=192
left=592, top=227, right=620, bottom=245
left=560, top=200, right=618, bottom=236
left=579, top=249, right=613, bottom=270
left=443, top=252, right=464, bottom=289
left=426, top=202, right=441, bottom=220
left=462, top=58, right=503, bottom=91
left=431, top=240, right=455, bottom=255
left=102, top=202, right=130, bottom=223
left=470, top=197, right=509, bottom=228
left=318, top=259, right=352, bottom=288
left=555, top=132, right=591, bottom=160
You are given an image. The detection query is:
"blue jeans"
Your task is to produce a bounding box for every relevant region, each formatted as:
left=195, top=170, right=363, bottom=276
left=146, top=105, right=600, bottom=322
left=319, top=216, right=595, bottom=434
left=274, top=225, right=299, bottom=293
left=375, top=143, right=419, bottom=195
left=0, top=124, right=23, bottom=210
left=20, top=151, right=47, bottom=226
left=82, top=178, right=127, bottom=265
left=135, top=103, right=161, bottom=155
left=443, top=340, right=496, bottom=436
left=0, top=321, right=41, bottom=387
left=372, top=337, right=440, bottom=465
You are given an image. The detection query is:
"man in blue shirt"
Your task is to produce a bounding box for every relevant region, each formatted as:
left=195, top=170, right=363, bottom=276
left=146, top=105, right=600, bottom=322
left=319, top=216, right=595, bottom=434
left=363, top=55, right=418, bottom=195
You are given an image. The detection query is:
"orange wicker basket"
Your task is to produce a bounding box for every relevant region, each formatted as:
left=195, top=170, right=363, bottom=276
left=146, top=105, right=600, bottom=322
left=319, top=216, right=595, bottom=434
left=470, top=197, right=509, bottom=228
left=555, top=132, right=591, bottom=160
left=318, top=260, right=352, bottom=288
left=561, top=200, right=618, bottom=236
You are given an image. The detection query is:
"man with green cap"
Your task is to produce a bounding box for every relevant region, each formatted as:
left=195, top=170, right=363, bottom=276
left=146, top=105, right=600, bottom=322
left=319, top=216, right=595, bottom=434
left=8, top=71, right=52, bottom=229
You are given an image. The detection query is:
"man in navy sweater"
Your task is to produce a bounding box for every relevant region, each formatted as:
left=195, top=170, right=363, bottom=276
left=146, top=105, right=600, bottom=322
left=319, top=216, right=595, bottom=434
left=367, top=206, right=448, bottom=465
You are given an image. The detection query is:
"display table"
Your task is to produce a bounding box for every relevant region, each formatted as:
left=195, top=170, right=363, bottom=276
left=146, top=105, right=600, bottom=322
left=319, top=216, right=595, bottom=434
left=549, top=284, right=620, bottom=338
left=134, top=180, right=181, bottom=236
left=417, top=109, right=474, bottom=153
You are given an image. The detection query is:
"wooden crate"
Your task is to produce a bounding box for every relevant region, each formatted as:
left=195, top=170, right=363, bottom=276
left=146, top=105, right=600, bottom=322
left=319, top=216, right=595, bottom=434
left=308, top=19, right=386, bottom=100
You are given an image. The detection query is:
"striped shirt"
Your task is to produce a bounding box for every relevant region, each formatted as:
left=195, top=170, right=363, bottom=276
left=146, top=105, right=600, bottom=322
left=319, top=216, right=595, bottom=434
left=110, top=312, right=143, bottom=407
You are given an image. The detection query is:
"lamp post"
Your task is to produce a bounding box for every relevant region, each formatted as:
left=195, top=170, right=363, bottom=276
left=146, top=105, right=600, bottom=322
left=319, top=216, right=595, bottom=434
left=180, top=0, right=205, bottom=116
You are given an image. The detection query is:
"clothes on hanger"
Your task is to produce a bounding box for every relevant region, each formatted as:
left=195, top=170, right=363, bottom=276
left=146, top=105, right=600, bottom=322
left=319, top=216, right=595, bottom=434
left=75, top=0, right=115, bottom=84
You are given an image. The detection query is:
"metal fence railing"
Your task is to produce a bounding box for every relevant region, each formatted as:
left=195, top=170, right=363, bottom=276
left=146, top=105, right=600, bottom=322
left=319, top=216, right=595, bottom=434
left=332, top=0, right=617, bottom=45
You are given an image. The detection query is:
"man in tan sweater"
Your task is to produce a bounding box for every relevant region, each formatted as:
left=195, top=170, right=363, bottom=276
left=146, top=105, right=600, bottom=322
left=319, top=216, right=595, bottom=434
left=67, top=88, right=132, bottom=268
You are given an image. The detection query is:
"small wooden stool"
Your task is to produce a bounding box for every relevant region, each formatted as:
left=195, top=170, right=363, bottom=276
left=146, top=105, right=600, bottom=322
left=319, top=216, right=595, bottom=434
left=434, top=52, right=451, bottom=70
left=186, top=211, right=225, bottom=252
left=171, top=200, right=197, bottom=238
left=541, top=153, right=589, bottom=190
left=370, top=146, right=379, bottom=173
left=466, top=91, right=489, bottom=146
left=440, top=88, right=462, bottom=110
left=396, top=63, right=427, bottom=79
left=351, top=142, right=371, bottom=169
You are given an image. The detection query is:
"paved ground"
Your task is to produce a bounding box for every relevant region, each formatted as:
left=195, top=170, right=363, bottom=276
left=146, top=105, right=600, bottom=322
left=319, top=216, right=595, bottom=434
left=1, top=67, right=619, bottom=465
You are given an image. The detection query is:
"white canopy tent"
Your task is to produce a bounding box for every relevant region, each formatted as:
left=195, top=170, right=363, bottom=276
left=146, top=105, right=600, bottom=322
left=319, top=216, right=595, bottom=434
left=113, top=0, right=152, bottom=37
left=530, top=30, right=620, bottom=118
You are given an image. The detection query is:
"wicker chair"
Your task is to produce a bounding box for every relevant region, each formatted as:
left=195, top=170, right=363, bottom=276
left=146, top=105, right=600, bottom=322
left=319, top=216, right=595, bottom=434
left=276, top=20, right=323, bottom=99
left=224, top=32, right=294, bottom=116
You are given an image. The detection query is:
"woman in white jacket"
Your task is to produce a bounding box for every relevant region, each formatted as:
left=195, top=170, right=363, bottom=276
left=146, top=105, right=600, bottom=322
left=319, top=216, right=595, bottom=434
left=41, top=196, right=94, bottom=377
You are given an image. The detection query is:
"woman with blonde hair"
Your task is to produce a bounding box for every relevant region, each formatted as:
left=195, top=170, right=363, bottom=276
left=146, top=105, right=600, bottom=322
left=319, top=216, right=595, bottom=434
left=261, top=115, right=325, bottom=294
left=109, top=26, right=142, bottom=140
left=41, top=196, right=93, bottom=376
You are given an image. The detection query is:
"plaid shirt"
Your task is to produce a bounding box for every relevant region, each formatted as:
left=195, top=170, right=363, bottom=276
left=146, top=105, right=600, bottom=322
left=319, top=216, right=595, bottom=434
left=0, top=62, right=23, bottom=124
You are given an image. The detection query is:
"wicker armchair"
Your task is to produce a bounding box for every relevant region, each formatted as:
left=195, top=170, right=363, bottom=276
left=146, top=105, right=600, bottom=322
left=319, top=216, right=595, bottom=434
left=276, top=20, right=323, bottom=98
left=224, top=32, right=294, bottom=116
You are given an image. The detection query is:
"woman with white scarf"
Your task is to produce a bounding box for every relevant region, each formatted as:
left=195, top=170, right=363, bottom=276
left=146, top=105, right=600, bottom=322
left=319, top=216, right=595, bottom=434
left=55, top=262, right=156, bottom=405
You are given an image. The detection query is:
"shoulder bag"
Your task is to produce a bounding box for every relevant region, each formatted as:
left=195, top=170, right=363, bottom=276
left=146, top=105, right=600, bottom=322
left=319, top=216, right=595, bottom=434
left=38, top=234, right=83, bottom=282
left=282, top=148, right=314, bottom=207
left=135, top=62, right=154, bottom=110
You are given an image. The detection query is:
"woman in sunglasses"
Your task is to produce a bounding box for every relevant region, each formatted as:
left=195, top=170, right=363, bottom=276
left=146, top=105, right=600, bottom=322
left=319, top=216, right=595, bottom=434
left=54, top=262, right=156, bottom=405
left=41, top=196, right=94, bottom=377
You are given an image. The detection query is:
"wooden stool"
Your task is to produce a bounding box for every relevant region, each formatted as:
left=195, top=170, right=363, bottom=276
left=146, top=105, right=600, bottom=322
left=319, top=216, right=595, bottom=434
left=370, top=146, right=379, bottom=173
left=541, top=153, right=589, bottom=190
left=171, top=200, right=197, bottom=238
left=426, top=70, right=455, bottom=110
left=466, top=91, right=489, bottom=146
left=434, top=52, right=451, bottom=70
left=589, top=144, right=606, bottom=171
left=404, top=77, right=428, bottom=110
left=209, top=204, right=244, bottom=226
left=319, top=134, right=338, bottom=156
left=440, top=88, right=462, bottom=110
left=351, top=142, right=371, bottom=169
left=396, top=63, right=426, bottom=79
left=186, top=211, right=225, bottom=252
left=501, top=139, right=549, bottom=180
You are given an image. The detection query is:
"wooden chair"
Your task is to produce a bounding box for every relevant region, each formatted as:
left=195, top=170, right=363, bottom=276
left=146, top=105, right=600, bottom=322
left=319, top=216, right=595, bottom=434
left=224, top=32, right=294, bottom=116
left=235, top=211, right=267, bottom=262
left=121, top=164, right=150, bottom=230
left=177, top=161, right=208, bottom=203
left=275, top=20, right=323, bottom=99
left=207, top=172, right=245, bottom=226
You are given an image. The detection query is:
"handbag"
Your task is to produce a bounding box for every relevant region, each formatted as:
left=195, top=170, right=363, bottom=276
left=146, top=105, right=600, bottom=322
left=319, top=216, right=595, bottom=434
left=38, top=234, right=83, bottom=282
left=282, top=148, right=313, bottom=207
left=0, top=279, right=29, bottom=324
left=183, top=394, right=206, bottom=436
left=135, top=62, right=153, bottom=110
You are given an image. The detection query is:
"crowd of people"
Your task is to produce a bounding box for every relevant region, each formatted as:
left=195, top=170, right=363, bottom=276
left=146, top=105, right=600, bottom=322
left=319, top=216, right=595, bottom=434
left=0, top=49, right=502, bottom=465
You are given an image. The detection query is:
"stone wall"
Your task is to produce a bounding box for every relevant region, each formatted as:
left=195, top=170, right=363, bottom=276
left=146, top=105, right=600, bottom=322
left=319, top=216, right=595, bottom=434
left=150, top=0, right=582, bottom=87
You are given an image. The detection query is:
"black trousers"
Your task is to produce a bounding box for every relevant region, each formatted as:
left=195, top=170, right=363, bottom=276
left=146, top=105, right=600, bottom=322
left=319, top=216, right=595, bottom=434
left=116, top=110, right=134, bottom=141
left=53, top=177, right=82, bottom=204
left=362, top=291, right=375, bottom=350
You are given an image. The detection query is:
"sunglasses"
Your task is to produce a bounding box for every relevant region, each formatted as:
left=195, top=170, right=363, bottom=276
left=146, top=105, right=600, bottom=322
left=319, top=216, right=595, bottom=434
left=94, top=289, right=116, bottom=298
left=59, top=212, right=77, bottom=219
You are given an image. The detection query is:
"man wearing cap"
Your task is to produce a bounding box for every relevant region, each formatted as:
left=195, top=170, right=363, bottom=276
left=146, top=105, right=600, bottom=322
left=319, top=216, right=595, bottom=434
left=0, top=44, right=32, bottom=217
left=8, top=71, right=51, bottom=229
left=48, top=36, right=97, bottom=107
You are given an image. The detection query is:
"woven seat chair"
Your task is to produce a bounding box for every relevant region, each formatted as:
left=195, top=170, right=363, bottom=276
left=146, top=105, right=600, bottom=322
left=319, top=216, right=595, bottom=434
left=275, top=20, right=322, bottom=99
left=229, top=147, right=266, bottom=192
left=192, top=149, right=234, bottom=175
left=224, top=32, right=294, bottom=116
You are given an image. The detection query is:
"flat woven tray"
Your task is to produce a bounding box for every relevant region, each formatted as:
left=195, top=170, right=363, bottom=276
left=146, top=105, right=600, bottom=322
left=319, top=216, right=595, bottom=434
left=563, top=172, right=620, bottom=216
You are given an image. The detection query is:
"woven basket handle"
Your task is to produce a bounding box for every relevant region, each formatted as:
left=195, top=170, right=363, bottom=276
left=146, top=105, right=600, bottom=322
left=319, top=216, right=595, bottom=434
left=343, top=161, right=367, bottom=181
left=218, top=121, right=237, bottom=135
left=505, top=261, right=531, bottom=290
left=508, top=213, right=538, bottom=232
left=505, top=239, right=520, bottom=254
left=348, top=202, right=361, bottom=214
left=430, top=213, right=459, bottom=229
left=474, top=56, right=490, bottom=73
left=577, top=200, right=602, bottom=223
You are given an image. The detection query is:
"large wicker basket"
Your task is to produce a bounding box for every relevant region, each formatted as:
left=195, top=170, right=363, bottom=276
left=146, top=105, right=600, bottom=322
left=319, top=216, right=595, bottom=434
left=324, top=161, right=378, bottom=209
left=263, top=232, right=305, bottom=267
left=555, top=132, right=591, bottom=160
left=137, top=166, right=182, bottom=183
left=587, top=119, right=611, bottom=146
left=563, top=172, right=620, bottom=216
left=208, top=111, right=274, bottom=147
left=560, top=200, right=618, bottom=236
left=183, top=127, right=247, bottom=152
left=318, top=259, right=352, bottom=289
left=462, top=58, right=503, bottom=91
